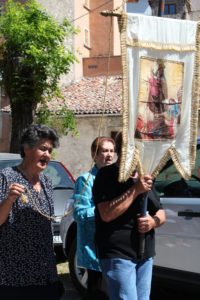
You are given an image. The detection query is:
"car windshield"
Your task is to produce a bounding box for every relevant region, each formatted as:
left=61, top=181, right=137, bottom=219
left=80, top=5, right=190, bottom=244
left=44, top=161, right=74, bottom=189
left=0, top=159, right=21, bottom=170
left=0, top=158, right=74, bottom=190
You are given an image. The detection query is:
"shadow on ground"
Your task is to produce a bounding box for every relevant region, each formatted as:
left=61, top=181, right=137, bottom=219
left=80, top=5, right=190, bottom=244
left=59, top=273, right=82, bottom=300
left=55, top=246, right=66, bottom=263
left=55, top=246, right=82, bottom=300
left=151, top=284, right=200, bottom=300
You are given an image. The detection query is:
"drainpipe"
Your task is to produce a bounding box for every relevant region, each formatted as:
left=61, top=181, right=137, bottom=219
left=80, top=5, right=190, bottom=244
left=158, top=0, right=165, bottom=17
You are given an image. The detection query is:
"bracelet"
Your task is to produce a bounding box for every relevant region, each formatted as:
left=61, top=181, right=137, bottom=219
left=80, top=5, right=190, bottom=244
left=152, top=215, right=161, bottom=227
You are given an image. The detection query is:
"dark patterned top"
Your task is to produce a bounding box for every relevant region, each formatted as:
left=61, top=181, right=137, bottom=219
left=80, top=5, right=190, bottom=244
left=0, top=167, right=59, bottom=286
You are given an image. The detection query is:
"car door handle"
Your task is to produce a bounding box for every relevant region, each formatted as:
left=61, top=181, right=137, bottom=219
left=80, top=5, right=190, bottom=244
left=178, top=211, right=200, bottom=217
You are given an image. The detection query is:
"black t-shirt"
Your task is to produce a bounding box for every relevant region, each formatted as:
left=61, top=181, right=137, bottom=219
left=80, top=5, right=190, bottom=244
left=93, top=163, right=163, bottom=260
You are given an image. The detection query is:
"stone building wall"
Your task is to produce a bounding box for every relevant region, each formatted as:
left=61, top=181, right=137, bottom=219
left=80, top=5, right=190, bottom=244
left=56, top=114, right=122, bottom=179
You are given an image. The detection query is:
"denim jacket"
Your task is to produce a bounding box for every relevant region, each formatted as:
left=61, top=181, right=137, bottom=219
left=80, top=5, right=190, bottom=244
left=73, top=165, right=101, bottom=271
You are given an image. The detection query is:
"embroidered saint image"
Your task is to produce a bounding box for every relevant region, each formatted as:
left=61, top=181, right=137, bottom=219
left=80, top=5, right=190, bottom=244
left=135, top=57, right=183, bottom=140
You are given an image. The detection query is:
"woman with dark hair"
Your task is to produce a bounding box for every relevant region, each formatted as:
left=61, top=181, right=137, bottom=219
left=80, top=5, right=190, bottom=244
left=0, top=124, right=64, bottom=300
left=73, top=136, right=115, bottom=300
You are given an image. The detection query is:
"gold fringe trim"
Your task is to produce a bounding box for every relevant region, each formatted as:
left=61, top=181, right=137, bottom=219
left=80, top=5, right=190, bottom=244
left=118, top=13, right=144, bottom=182
left=151, top=146, right=191, bottom=180
left=126, top=39, right=196, bottom=52
left=119, top=148, right=140, bottom=182
left=189, top=21, right=200, bottom=172
left=118, top=12, right=129, bottom=182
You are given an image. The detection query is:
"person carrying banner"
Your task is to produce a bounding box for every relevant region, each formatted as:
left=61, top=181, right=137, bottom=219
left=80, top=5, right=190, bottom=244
left=93, top=132, right=166, bottom=300
left=73, top=136, right=115, bottom=300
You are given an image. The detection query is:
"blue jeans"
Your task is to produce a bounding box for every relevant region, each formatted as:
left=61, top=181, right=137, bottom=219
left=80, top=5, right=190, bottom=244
left=100, top=257, right=153, bottom=300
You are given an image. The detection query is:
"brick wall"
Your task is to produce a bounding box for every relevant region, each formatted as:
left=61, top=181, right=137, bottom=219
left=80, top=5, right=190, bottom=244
left=83, top=56, right=122, bottom=77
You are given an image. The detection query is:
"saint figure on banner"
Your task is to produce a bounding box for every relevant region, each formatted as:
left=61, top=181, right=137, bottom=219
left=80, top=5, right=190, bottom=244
left=147, top=61, right=168, bottom=114
left=135, top=57, right=183, bottom=141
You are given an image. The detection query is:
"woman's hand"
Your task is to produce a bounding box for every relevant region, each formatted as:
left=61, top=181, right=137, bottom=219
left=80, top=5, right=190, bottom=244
left=7, top=183, right=25, bottom=204
left=0, top=183, right=26, bottom=226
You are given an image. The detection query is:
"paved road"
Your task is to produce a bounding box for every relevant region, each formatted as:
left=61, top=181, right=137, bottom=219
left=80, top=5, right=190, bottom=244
left=56, top=248, right=82, bottom=300
left=57, top=262, right=81, bottom=300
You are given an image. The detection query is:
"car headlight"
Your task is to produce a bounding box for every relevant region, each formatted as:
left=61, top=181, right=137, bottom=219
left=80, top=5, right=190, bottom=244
left=63, top=198, right=74, bottom=217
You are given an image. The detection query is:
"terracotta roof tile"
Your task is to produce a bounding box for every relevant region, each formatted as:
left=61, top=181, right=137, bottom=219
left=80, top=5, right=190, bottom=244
left=49, top=76, right=122, bottom=115
left=1, top=76, right=122, bottom=115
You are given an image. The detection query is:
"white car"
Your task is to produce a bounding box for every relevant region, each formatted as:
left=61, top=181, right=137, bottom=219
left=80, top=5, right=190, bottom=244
left=60, top=142, right=200, bottom=298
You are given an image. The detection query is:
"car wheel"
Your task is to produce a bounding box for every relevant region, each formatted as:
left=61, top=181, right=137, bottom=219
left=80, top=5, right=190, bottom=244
left=68, top=239, right=88, bottom=295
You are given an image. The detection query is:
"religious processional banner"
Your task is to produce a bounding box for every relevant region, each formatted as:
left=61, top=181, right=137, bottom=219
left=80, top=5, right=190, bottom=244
left=118, top=13, right=200, bottom=182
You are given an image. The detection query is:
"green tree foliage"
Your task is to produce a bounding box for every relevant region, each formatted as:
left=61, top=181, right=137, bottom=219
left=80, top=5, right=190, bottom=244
left=0, top=0, right=77, bottom=152
left=36, top=103, right=78, bottom=136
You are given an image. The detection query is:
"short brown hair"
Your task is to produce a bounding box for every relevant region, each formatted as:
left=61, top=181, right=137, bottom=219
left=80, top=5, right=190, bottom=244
left=91, top=136, right=115, bottom=158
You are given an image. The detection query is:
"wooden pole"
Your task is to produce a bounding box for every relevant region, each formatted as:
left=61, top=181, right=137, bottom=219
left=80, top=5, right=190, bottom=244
left=139, top=0, right=166, bottom=259
left=100, top=10, right=121, bottom=17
